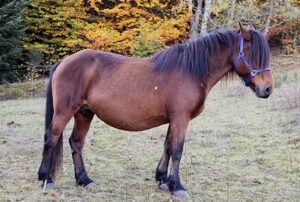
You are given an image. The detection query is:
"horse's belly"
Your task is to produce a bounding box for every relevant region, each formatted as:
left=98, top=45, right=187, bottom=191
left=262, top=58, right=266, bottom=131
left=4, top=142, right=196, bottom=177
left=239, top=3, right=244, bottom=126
left=99, top=112, right=168, bottom=131
left=88, top=98, right=168, bottom=131
left=86, top=64, right=169, bottom=131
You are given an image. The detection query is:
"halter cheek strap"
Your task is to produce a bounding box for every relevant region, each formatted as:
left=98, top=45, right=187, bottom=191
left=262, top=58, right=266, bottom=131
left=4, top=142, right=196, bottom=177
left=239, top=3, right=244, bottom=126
left=233, top=34, right=272, bottom=87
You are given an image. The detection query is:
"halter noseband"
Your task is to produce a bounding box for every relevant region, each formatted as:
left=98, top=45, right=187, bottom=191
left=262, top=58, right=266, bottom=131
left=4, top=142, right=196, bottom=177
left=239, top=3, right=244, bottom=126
left=233, top=34, right=272, bottom=87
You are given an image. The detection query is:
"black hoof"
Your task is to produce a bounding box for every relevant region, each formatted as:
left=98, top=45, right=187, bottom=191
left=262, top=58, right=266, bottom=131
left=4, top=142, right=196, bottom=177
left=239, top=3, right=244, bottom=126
left=76, top=173, right=94, bottom=187
left=84, top=182, right=97, bottom=191
left=41, top=178, right=55, bottom=189
left=158, top=182, right=169, bottom=191
left=155, top=170, right=169, bottom=191
left=172, top=190, right=190, bottom=198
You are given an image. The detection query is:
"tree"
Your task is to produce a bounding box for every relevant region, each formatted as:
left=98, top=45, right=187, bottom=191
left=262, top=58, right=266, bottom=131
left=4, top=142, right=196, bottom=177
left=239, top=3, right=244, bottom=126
left=189, top=0, right=299, bottom=53
left=23, top=0, right=190, bottom=62
left=0, top=0, right=27, bottom=84
left=187, top=0, right=212, bottom=38
left=189, top=0, right=203, bottom=39
left=200, top=0, right=211, bottom=36
left=23, top=0, right=88, bottom=64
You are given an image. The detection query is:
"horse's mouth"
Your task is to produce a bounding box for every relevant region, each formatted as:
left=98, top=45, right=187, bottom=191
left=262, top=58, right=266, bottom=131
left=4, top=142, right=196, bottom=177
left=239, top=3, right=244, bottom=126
left=254, top=86, right=271, bottom=99
left=256, top=92, right=270, bottom=99
left=249, top=83, right=271, bottom=99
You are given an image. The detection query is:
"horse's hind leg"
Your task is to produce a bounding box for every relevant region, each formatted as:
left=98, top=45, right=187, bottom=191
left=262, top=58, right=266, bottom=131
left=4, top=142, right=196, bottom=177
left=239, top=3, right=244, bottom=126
left=69, top=106, right=95, bottom=189
left=156, top=126, right=171, bottom=190
left=38, top=111, right=75, bottom=187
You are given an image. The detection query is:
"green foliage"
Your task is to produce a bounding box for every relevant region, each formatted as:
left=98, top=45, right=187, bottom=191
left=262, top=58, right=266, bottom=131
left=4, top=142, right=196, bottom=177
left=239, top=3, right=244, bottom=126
left=26, top=48, right=44, bottom=82
left=0, top=0, right=27, bottom=84
left=23, top=0, right=87, bottom=64
left=0, top=80, right=46, bottom=100
left=130, top=25, right=163, bottom=57
left=23, top=0, right=189, bottom=62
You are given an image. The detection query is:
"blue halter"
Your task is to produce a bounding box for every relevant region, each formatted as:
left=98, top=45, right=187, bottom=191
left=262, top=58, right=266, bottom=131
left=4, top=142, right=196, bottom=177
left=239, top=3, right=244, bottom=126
left=233, top=34, right=272, bottom=86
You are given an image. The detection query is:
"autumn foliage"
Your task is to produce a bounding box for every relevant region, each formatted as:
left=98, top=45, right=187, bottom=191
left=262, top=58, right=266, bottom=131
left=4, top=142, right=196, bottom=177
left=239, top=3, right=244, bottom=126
left=24, top=0, right=190, bottom=63
left=0, top=0, right=299, bottom=83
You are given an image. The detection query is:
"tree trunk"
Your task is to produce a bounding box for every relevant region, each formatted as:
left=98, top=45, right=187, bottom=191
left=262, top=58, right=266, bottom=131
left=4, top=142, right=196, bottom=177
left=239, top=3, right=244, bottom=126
left=263, top=0, right=274, bottom=36
left=225, top=0, right=236, bottom=28
left=193, top=0, right=203, bottom=38
left=200, top=0, right=211, bottom=36
left=189, top=0, right=203, bottom=40
left=188, top=0, right=195, bottom=39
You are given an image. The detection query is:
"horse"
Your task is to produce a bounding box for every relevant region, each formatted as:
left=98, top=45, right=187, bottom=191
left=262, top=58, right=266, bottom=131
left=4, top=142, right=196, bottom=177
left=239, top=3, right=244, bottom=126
left=38, top=23, right=273, bottom=198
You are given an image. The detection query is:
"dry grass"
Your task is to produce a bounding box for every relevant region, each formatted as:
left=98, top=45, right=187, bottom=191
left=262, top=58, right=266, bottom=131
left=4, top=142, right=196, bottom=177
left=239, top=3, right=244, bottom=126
left=0, top=58, right=299, bottom=201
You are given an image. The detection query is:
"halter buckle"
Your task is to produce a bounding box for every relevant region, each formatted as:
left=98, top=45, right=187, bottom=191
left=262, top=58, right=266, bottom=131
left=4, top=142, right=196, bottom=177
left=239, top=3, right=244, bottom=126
left=239, top=52, right=244, bottom=56
left=251, top=69, right=257, bottom=76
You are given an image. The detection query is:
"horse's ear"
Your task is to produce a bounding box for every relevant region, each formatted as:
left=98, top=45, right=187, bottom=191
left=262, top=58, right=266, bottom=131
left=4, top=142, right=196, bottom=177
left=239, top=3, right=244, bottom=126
left=250, top=22, right=256, bottom=30
left=239, top=22, right=251, bottom=40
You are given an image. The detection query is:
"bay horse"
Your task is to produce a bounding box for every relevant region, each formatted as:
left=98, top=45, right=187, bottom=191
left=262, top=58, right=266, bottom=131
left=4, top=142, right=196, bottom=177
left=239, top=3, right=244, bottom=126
left=38, top=23, right=273, bottom=198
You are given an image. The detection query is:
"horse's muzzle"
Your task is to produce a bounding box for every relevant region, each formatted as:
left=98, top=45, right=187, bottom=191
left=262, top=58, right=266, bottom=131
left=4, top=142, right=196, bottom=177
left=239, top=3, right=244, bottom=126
left=255, top=85, right=272, bottom=99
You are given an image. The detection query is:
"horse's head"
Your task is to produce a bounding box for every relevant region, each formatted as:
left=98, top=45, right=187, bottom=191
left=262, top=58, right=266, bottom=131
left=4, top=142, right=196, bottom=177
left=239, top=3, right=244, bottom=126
left=233, top=23, right=273, bottom=99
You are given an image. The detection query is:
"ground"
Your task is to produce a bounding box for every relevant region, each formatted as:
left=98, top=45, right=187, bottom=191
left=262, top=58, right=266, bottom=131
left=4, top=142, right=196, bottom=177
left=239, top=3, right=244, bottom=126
left=0, top=56, right=299, bottom=201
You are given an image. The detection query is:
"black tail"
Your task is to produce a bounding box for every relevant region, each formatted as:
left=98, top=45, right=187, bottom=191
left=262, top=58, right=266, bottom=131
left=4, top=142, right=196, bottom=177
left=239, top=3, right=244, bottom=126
left=45, top=62, right=62, bottom=180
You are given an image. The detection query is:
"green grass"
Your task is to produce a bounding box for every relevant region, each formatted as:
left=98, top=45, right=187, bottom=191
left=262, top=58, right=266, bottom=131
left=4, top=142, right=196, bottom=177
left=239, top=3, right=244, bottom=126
left=0, top=80, right=46, bottom=101
left=0, top=65, right=299, bottom=201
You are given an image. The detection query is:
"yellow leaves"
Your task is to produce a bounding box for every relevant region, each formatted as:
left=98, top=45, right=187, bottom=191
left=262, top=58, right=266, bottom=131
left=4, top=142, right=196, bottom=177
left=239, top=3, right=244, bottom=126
left=289, top=0, right=300, bottom=6
left=88, top=0, right=103, bottom=12
left=102, top=3, right=131, bottom=16
left=130, top=7, right=154, bottom=18
left=117, top=18, right=138, bottom=29
left=135, top=0, right=167, bottom=8
left=210, top=0, right=230, bottom=17
left=24, top=0, right=190, bottom=62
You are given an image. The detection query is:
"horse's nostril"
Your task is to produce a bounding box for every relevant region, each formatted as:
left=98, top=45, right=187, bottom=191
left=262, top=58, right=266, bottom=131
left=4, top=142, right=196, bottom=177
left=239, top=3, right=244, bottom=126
left=265, top=86, right=272, bottom=96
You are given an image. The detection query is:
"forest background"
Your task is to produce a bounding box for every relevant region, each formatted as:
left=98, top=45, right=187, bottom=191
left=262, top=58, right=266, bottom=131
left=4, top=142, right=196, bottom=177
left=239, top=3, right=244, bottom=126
left=0, top=0, right=299, bottom=84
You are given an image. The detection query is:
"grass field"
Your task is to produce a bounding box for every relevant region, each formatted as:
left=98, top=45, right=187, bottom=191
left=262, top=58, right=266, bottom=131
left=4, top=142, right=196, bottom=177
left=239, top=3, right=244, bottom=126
left=0, top=56, right=299, bottom=201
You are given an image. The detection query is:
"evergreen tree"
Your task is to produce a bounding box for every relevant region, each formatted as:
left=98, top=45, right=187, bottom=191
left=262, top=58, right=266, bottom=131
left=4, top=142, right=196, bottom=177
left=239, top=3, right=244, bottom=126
left=0, top=0, right=27, bottom=84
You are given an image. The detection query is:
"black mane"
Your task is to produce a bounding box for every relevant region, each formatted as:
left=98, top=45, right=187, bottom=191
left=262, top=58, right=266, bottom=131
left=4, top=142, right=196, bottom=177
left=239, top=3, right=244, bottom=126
left=249, top=29, right=270, bottom=68
left=150, top=28, right=270, bottom=81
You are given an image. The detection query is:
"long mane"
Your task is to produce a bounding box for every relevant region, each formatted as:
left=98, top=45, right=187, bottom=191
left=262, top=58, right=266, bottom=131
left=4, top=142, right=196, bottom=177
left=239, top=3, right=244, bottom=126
left=150, top=28, right=270, bottom=81
left=249, top=29, right=270, bottom=68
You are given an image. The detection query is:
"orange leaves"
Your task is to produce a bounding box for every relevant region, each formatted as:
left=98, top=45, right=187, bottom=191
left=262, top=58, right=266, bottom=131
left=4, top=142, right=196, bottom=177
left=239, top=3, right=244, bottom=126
left=83, top=0, right=190, bottom=55
left=24, top=0, right=190, bottom=62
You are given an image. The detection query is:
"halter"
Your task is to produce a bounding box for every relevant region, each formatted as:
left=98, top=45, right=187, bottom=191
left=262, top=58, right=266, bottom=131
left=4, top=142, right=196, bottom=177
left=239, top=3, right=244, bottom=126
left=233, top=34, right=272, bottom=86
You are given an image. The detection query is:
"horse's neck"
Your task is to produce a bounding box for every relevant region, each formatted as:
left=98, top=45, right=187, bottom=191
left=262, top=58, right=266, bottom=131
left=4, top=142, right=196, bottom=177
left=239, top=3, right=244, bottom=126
left=205, top=55, right=233, bottom=91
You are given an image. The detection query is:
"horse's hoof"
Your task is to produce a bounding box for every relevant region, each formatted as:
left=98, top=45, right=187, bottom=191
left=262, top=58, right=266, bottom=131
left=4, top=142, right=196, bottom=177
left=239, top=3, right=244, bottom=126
left=172, top=190, right=190, bottom=198
left=46, top=182, right=55, bottom=189
left=85, top=182, right=97, bottom=191
left=158, top=183, right=169, bottom=191
left=41, top=182, right=55, bottom=189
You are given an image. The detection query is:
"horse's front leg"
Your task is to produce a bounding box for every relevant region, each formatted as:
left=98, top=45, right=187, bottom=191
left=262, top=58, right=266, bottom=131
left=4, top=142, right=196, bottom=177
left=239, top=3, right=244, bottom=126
left=156, top=115, right=190, bottom=198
